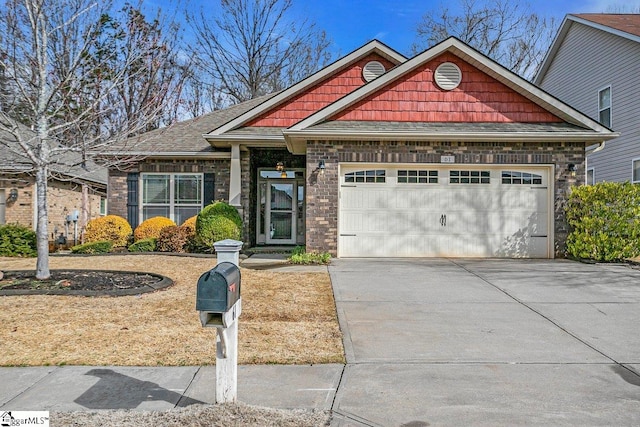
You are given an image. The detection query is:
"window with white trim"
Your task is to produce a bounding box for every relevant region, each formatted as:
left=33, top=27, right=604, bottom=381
left=633, top=159, right=640, bottom=184
left=598, top=86, right=611, bottom=128
left=345, top=170, right=386, bottom=183
left=501, top=171, right=543, bottom=185
left=141, top=173, right=203, bottom=225
left=398, top=170, right=438, bottom=184
left=100, top=197, right=107, bottom=215
left=587, top=168, right=595, bottom=185
left=450, top=170, right=490, bottom=184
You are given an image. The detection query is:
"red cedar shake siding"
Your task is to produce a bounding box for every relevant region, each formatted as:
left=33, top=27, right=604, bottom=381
left=246, top=54, right=397, bottom=127
left=332, top=53, right=562, bottom=123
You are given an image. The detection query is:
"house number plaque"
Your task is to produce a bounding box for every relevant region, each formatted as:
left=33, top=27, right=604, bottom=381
left=441, top=155, right=455, bottom=163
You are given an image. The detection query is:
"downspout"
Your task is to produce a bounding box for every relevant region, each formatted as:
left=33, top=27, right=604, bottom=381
left=585, top=141, right=605, bottom=156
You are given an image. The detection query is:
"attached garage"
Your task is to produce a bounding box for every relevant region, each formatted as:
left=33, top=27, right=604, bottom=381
left=338, top=164, right=552, bottom=258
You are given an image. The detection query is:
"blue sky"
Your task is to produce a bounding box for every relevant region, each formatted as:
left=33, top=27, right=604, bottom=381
left=289, top=0, right=640, bottom=56
left=149, top=0, right=640, bottom=57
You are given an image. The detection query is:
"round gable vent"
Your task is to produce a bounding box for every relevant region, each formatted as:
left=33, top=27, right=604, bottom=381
left=435, top=62, right=462, bottom=90
left=363, top=61, right=386, bottom=82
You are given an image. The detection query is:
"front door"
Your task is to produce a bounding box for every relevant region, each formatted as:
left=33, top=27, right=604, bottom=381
left=266, top=180, right=296, bottom=244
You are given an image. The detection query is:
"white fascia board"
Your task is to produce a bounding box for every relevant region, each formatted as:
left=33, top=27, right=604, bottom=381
left=533, top=15, right=573, bottom=85
left=283, top=128, right=619, bottom=143
left=290, top=37, right=614, bottom=136
left=204, top=133, right=286, bottom=149
left=206, top=41, right=407, bottom=137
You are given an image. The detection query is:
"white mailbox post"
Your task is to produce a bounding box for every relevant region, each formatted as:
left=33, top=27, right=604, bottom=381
left=196, top=239, right=243, bottom=404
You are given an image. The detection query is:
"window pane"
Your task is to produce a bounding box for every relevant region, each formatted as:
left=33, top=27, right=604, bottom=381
left=175, top=207, right=200, bottom=226
left=599, top=88, right=611, bottom=108
left=143, top=206, right=170, bottom=221
left=634, top=161, right=640, bottom=182
left=143, top=175, right=169, bottom=204
left=175, top=175, right=202, bottom=204
left=599, top=108, right=611, bottom=128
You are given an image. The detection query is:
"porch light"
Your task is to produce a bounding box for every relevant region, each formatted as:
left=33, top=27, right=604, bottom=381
left=318, top=160, right=325, bottom=174
left=276, top=161, right=287, bottom=178
left=7, top=188, right=18, bottom=203
left=568, top=163, right=577, bottom=177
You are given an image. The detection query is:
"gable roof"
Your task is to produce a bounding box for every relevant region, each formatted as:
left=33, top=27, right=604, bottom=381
left=283, top=37, right=615, bottom=153
left=534, top=14, right=640, bottom=84
left=204, top=40, right=406, bottom=139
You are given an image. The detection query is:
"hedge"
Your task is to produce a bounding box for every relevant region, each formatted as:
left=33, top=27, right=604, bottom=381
left=565, top=182, right=640, bottom=261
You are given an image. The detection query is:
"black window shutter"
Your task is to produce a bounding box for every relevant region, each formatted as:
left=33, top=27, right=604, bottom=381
left=203, top=173, right=215, bottom=206
left=127, top=172, right=139, bottom=229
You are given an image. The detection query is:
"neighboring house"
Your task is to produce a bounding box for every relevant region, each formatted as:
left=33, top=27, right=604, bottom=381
left=0, top=127, right=107, bottom=243
left=104, top=37, right=615, bottom=258
left=535, top=14, right=640, bottom=184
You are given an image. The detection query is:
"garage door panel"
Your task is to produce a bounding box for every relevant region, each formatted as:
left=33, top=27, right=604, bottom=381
left=339, top=166, right=551, bottom=258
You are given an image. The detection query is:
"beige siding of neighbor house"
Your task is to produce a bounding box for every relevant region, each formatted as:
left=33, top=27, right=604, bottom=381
left=538, top=22, right=640, bottom=183
left=0, top=174, right=103, bottom=242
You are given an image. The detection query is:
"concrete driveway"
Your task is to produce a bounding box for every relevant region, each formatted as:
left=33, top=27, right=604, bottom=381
left=329, top=258, right=640, bottom=426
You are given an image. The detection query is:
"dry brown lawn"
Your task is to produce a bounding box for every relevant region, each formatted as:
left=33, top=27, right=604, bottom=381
left=0, top=255, right=344, bottom=366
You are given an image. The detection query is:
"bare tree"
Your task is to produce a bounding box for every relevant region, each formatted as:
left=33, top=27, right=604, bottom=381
left=413, top=0, right=557, bottom=79
left=186, top=0, right=333, bottom=105
left=0, top=0, right=185, bottom=279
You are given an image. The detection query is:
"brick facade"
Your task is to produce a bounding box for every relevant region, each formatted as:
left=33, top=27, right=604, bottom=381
left=1, top=174, right=103, bottom=242
left=306, top=140, right=586, bottom=257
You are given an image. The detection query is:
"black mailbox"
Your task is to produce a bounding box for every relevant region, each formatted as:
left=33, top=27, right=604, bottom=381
left=196, top=262, right=241, bottom=314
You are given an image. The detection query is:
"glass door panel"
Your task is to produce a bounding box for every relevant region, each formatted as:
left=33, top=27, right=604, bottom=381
left=267, top=181, right=295, bottom=244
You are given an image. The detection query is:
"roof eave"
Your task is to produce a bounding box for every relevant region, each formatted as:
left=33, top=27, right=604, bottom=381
left=283, top=129, right=619, bottom=144
left=203, top=133, right=286, bottom=149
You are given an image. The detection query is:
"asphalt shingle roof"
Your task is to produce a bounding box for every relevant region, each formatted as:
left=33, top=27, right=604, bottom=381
left=108, top=94, right=278, bottom=153
left=573, top=13, right=640, bottom=38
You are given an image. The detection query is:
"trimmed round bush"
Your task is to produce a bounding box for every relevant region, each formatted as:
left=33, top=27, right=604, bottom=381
left=199, top=201, right=242, bottom=229
left=196, top=215, right=241, bottom=248
left=133, top=216, right=175, bottom=242
left=128, top=238, right=157, bottom=253
left=84, top=215, right=132, bottom=247
left=156, top=226, right=190, bottom=253
left=0, top=224, right=37, bottom=257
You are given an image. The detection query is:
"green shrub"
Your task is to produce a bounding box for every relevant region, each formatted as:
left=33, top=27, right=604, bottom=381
left=134, top=216, right=176, bottom=241
left=128, top=238, right=157, bottom=253
left=0, top=224, right=37, bottom=257
left=71, top=240, right=113, bottom=254
left=565, top=182, right=640, bottom=261
left=288, top=248, right=331, bottom=265
left=196, top=215, right=241, bottom=248
left=156, top=226, right=189, bottom=253
left=198, top=201, right=242, bottom=230
left=84, top=215, right=132, bottom=247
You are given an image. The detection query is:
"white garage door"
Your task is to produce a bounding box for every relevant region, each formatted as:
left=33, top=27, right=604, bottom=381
left=338, top=165, right=552, bottom=258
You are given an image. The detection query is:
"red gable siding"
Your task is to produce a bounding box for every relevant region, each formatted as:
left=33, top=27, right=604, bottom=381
left=332, top=53, right=562, bottom=123
left=246, top=54, right=397, bottom=127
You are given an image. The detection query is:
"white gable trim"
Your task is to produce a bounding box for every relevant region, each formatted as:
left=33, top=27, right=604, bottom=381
left=288, top=37, right=613, bottom=135
left=535, top=14, right=640, bottom=85
left=204, top=40, right=406, bottom=137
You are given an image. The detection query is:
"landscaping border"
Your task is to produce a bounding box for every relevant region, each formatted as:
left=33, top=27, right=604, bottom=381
left=0, top=270, right=173, bottom=297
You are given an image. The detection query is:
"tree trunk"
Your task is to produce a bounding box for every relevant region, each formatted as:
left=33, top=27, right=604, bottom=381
left=35, top=166, right=50, bottom=280
left=81, top=183, right=89, bottom=244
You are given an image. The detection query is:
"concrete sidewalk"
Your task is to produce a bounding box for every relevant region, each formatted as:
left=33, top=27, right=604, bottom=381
left=0, top=364, right=343, bottom=412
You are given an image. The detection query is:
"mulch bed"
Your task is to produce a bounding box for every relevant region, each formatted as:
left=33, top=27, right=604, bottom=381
left=0, top=270, right=173, bottom=296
